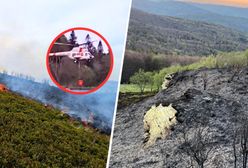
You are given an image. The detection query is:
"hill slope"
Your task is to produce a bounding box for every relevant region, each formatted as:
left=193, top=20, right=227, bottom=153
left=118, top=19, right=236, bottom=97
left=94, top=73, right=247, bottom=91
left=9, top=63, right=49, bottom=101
left=132, top=0, right=248, bottom=32
left=0, top=90, right=109, bottom=167
left=0, top=73, right=117, bottom=134
left=127, top=9, right=248, bottom=56
left=110, top=67, right=248, bottom=167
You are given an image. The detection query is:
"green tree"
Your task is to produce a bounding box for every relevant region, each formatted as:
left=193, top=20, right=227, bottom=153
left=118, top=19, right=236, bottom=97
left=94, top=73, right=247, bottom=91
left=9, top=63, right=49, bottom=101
left=69, top=30, right=77, bottom=46
left=130, top=69, right=149, bottom=93
left=153, top=73, right=163, bottom=91
left=145, top=71, right=154, bottom=92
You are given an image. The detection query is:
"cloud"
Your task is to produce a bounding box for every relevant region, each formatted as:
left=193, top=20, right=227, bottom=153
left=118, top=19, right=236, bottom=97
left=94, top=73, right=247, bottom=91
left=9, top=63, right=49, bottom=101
left=0, top=35, right=45, bottom=80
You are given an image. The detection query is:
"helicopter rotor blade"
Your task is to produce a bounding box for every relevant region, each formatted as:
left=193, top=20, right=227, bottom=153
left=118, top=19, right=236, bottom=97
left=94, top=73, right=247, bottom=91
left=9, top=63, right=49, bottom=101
left=54, top=42, right=74, bottom=46
left=78, top=43, right=87, bottom=46
left=78, top=40, right=97, bottom=46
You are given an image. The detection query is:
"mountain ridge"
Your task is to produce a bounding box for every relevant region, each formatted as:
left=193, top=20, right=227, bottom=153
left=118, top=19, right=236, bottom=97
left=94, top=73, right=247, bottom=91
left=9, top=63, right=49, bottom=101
left=132, top=0, right=248, bottom=32
left=127, top=8, right=248, bottom=56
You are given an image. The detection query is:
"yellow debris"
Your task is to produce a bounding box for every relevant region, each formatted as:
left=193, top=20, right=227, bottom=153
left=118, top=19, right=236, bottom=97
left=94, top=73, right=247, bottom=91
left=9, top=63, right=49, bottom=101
left=143, top=104, right=177, bottom=148
left=162, top=74, right=172, bottom=90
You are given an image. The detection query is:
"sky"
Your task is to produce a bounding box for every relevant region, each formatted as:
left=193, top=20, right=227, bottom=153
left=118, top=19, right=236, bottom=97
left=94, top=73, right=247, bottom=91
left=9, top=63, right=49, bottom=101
left=0, top=0, right=131, bottom=81
left=64, top=31, right=109, bottom=53
left=181, top=0, right=248, bottom=7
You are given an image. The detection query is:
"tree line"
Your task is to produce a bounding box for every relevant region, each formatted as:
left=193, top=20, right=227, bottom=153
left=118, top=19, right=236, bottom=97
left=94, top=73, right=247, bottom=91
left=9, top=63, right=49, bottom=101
left=128, top=50, right=248, bottom=93
left=122, top=50, right=201, bottom=83
left=129, top=69, right=163, bottom=93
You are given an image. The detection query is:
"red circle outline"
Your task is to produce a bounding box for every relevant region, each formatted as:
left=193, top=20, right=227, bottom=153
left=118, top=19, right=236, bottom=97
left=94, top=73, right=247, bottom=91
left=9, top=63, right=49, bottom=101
left=46, top=27, right=114, bottom=95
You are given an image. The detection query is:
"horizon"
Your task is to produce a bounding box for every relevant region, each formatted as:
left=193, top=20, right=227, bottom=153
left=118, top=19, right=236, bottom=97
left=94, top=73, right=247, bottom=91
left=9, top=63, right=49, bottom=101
left=180, top=0, right=248, bottom=8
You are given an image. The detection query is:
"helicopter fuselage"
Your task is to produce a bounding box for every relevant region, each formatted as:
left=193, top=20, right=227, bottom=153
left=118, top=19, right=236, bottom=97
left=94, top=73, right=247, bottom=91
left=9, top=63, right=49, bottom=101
left=49, top=46, right=94, bottom=60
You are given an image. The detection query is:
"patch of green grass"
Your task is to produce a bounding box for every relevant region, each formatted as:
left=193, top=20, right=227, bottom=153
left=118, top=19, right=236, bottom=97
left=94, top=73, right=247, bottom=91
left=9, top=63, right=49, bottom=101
left=120, top=84, right=156, bottom=93
left=118, top=92, right=156, bottom=109
left=0, top=91, right=109, bottom=168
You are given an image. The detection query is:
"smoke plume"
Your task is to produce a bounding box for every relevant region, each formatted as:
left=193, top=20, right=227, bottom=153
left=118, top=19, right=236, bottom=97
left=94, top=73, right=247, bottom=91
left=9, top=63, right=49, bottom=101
left=0, top=72, right=117, bottom=134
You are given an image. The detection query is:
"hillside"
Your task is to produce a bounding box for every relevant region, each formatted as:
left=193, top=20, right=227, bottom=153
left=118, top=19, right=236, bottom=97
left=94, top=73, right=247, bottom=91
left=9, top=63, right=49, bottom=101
left=127, top=8, right=248, bottom=56
left=132, top=0, right=248, bottom=32
left=0, top=89, right=109, bottom=167
left=0, top=73, right=117, bottom=134
left=110, top=67, right=248, bottom=167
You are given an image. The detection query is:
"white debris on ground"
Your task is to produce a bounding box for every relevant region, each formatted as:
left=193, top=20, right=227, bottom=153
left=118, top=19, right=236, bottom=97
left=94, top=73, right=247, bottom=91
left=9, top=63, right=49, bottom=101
left=143, top=104, right=177, bottom=148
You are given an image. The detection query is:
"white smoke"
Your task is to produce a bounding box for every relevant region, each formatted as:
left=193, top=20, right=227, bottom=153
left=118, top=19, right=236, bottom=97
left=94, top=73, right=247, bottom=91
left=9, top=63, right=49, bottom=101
left=0, top=73, right=118, bottom=133
left=0, top=34, right=48, bottom=81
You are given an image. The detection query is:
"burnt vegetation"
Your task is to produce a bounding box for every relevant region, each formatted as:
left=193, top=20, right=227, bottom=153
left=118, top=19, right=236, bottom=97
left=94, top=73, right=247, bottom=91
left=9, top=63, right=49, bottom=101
left=110, top=67, right=248, bottom=167
left=0, top=72, right=113, bottom=134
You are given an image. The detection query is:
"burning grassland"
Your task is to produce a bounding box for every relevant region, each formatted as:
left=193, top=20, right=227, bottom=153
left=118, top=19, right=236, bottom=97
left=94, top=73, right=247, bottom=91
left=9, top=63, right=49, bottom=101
left=0, top=83, right=8, bottom=92
left=0, top=72, right=117, bottom=134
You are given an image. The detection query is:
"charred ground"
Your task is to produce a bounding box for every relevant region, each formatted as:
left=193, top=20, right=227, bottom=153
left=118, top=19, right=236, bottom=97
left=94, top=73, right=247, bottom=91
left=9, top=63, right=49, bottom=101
left=110, top=67, right=248, bottom=168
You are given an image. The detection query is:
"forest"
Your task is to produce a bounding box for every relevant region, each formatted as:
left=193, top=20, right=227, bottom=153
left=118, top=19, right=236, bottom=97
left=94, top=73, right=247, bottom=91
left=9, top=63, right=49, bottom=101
left=121, top=8, right=248, bottom=84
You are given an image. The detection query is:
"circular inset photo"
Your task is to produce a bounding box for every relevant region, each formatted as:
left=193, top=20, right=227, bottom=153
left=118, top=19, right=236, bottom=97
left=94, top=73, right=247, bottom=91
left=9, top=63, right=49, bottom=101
left=46, top=27, right=113, bottom=94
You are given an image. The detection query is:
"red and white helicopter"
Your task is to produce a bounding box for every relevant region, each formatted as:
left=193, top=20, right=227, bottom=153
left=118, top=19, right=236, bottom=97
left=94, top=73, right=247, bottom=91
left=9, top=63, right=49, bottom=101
left=49, top=42, right=95, bottom=63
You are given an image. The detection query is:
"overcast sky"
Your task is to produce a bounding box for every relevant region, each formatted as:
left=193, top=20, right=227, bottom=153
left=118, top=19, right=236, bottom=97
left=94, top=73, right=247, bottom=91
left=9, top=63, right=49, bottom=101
left=0, top=0, right=131, bottom=81
left=64, top=30, right=109, bottom=53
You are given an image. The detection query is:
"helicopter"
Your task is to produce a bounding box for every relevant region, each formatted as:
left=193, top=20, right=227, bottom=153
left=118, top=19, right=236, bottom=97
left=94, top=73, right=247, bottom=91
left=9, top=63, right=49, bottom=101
left=48, top=32, right=105, bottom=89
left=49, top=42, right=95, bottom=63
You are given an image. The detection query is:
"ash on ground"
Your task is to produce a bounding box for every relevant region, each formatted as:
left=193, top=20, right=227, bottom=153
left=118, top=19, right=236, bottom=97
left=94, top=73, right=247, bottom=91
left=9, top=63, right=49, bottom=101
left=110, top=68, right=248, bottom=168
